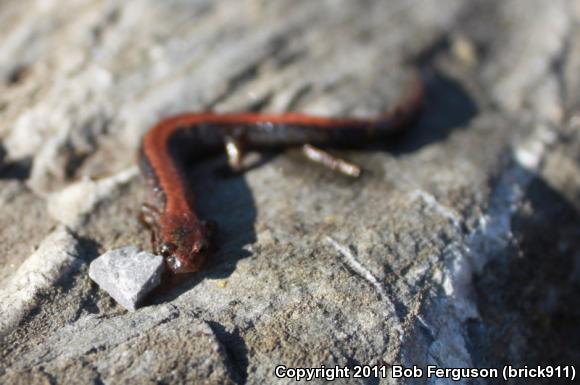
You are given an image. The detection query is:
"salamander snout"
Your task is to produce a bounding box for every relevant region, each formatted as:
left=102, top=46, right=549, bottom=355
left=158, top=228, right=209, bottom=274
left=157, top=215, right=214, bottom=274
left=161, top=238, right=209, bottom=273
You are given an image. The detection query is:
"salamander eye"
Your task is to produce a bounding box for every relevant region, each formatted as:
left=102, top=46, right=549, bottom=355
left=159, top=242, right=177, bottom=257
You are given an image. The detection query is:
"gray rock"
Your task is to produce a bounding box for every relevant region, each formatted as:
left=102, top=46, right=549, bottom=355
left=88, top=246, right=164, bottom=311
left=0, top=226, right=82, bottom=336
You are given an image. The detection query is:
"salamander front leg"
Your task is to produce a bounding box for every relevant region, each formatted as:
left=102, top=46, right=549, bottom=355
left=139, top=203, right=161, bottom=253
left=302, top=144, right=361, bottom=177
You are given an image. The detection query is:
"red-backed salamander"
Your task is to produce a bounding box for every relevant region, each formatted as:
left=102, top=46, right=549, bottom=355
left=138, top=73, right=424, bottom=274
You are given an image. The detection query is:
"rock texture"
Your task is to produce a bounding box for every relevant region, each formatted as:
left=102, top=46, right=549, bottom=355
left=1, top=0, right=579, bottom=384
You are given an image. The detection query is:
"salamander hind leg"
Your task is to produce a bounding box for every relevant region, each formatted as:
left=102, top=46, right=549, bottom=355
left=301, top=144, right=361, bottom=177
left=224, top=135, right=246, bottom=172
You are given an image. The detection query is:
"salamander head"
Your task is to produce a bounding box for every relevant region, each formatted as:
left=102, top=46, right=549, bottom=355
left=158, top=214, right=211, bottom=273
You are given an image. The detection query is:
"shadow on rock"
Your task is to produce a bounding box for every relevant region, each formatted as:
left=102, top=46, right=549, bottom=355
left=207, top=320, right=249, bottom=385
left=387, top=70, right=479, bottom=155
left=0, top=142, right=32, bottom=180
left=469, top=165, right=580, bottom=381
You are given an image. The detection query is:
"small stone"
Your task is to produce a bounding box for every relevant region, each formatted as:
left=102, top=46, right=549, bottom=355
left=323, top=215, right=336, bottom=224
left=214, top=279, right=227, bottom=288
left=89, top=246, right=165, bottom=311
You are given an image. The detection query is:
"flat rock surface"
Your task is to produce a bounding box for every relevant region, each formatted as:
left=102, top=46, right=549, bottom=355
left=1, top=1, right=579, bottom=384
